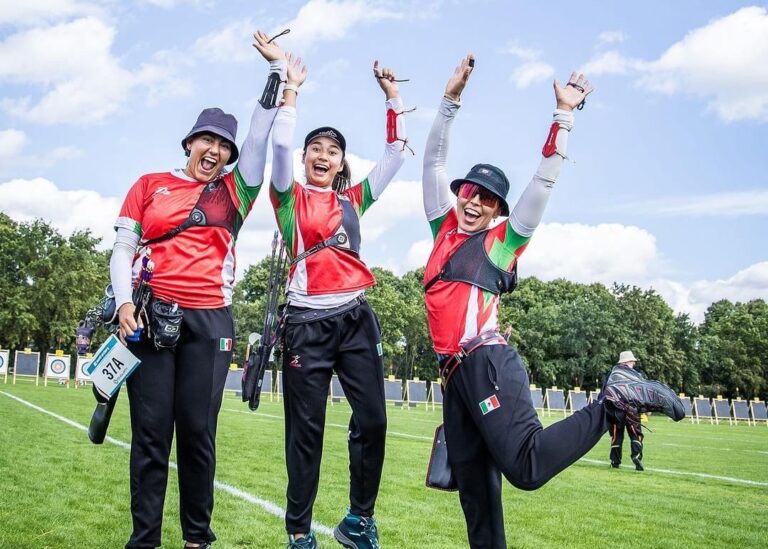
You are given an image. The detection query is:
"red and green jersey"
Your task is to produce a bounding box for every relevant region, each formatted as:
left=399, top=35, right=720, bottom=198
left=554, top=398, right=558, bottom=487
left=270, top=180, right=376, bottom=296
left=424, top=209, right=530, bottom=354
left=115, top=168, right=260, bottom=308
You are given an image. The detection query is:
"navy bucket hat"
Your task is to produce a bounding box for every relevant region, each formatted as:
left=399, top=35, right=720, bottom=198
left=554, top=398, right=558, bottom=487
left=181, top=107, right=239, bottom=165
left=450, top=163, right=510, bottom=216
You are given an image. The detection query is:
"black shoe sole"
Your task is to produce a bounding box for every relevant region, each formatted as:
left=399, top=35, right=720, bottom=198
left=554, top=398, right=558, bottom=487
left=333, top=527, right=358, bottom=548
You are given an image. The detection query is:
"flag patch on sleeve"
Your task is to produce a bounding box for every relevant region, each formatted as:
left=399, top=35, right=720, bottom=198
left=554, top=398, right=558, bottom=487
left=219, top=338, right=233, bottom=351
left=479, top=394, right=501, bottom=415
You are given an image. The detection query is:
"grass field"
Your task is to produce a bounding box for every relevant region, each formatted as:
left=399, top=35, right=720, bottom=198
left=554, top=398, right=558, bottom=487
left=1, top=382, right=766, bottom=549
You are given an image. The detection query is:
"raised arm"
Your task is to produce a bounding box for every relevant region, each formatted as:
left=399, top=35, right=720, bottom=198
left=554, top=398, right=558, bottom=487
left=235, top=30, right=288, bottom=187
left=509, top=72, right=593, bottom=237
left=362, top=60, right=407, bottom=201
left=271, top=52, right=307, bottom=192
left=423, top=55, right=474, bottom=225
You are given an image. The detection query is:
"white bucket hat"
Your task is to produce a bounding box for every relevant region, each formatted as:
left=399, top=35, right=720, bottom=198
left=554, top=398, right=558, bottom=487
left=618, top=350, right=638, bottom=364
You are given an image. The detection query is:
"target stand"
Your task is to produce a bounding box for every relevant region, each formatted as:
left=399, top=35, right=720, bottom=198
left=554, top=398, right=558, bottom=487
left=0, top=349, right=9, bottom=384
left=44, top=351, right=71, bottom=388
left=13, top=349, right=40, bottom=385
left=75, top=354, right=94, bottom=388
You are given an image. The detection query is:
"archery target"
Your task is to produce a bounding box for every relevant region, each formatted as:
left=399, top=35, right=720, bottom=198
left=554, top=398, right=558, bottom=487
left=45, top=354, right=70, bottom=379
left=76, top=356, right=92, bottom=381
left=0, top=350, right=8, bottom=374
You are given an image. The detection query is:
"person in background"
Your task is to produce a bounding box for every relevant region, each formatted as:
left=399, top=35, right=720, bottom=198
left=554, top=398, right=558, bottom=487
left=607, top=350, right=646, bottom=471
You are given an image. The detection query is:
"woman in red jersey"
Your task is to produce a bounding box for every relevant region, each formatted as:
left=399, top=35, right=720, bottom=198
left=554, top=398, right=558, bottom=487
left=259, top=32, right=409, bottom=549
left=106, top=31, right=297, bottom=549
left=421, top=55, right=685, bottom=549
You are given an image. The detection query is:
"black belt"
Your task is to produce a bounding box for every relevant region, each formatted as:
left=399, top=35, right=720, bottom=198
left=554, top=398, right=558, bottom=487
left=284, top=295, right=366, bottom=325
left=438, top=331, right=507, bottom=390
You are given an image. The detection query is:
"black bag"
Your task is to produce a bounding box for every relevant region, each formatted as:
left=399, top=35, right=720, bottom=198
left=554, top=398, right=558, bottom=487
left=150, top=300, right=183, bottom=349
left=425, top=424, right=457, bottom=491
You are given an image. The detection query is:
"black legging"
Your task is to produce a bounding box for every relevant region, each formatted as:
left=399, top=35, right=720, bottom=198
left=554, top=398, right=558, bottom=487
left=444, top=344, right=609, bottom=549
left=281, top=300, right=387, bottom=534
left=125, top=306, right=233, bottom=548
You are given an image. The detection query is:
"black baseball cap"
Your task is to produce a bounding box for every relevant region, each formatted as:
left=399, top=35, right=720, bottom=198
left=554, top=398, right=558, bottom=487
left=304, top=126, right=346, bottom=154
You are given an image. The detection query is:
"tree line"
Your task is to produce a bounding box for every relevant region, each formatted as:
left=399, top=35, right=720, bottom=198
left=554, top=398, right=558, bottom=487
left=2, top=214, right=766, bottom=400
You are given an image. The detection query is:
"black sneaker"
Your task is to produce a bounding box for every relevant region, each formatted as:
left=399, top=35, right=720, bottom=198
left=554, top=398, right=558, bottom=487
left=610, top=462, right=620, bottom=469
left=631, top=455, right=645, bottom=471
left=334, top=510, right=379, bottom=549
left=603, top=375, right=685, bottom=422
left=183, top=544, right=212, bottom=549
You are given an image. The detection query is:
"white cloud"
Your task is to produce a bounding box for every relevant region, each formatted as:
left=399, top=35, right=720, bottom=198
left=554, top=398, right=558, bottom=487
left=0, top=129, right=28, bottom=159
left=502, top=44, right=542, bottom=61
left=0, top=0, right=101, bottom=26
left=596, top=30, right=627, bottom=47
left=0, top=177, right=121, bottom=247
left=193, top=0, right=403, bottom=63
left=523, top=222, right=659, bottom=284
left=283, top=0, right=402, bottom=51
left=405, top=238, right=433, bottom=270
left=580, top=50, right=639, bottom=75
left=0, top=17, right=191, bottom=125
left=0, top=130, right=83, bottom=176
left=626, top=189, right=768, bottom=217
left=652, top=262, right=768, bottom=323
left=193, top=19, right=257, bottom=64
left=502, top=40, right=555, bottom=89
left=510, top=61, right=555, bottom=89
left=581, top=6, right=768, bottom=122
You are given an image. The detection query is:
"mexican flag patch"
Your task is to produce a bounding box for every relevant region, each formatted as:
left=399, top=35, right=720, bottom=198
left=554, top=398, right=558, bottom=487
left=219, top=338, right=233, bottom=351
left=479, top=394, right=501, bottom=415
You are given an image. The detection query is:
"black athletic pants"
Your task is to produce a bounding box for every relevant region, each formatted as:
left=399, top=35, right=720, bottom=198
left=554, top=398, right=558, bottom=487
left=124, top=306, right=234, bottom=548
left=443, top=344, right=610, bottom=549
left=282, top=300, right=387, bottom=534
left=610, top=419, right=643, bottom=466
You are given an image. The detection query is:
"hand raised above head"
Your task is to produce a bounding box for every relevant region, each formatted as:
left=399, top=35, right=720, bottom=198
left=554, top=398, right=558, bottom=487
left=444, top=54, right=474, bottom=102
left=554, top=72, right=594, bottom=111
left=252, top=29, right=286, bottom=62
left=373, top=60, right=401, bottom=99
left=285, top=52, right=308, bottom=87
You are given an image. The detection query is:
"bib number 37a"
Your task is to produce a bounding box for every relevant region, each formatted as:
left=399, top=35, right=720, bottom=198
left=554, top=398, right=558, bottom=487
left=86, top=335, right=141, bottom=399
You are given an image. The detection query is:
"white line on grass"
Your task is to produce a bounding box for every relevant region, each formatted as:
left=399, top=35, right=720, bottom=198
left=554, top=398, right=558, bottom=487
left=224, top=407, right=433, bottom=441
left=222, top=407, right=768, bottom=488
left=0, top=391, right=335, bottom=539
left=661, top=442, right=768, bottom=455
left=578, top=458, right=768, bottom=487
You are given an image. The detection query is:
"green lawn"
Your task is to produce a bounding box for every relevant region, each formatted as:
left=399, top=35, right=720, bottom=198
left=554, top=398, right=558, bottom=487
left=1, top=383, right=766, bottom=548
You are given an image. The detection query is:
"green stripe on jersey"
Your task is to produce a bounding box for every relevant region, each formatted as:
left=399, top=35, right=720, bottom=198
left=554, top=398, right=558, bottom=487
left=272, top=183, right=297, bottom=256
left=429, top=212, right=450, bottom=240
left=233, top=166, right=262, bottom=218
left=357, top=178, right=376, bottom=216
left=487, top=223, right=530, bottom=271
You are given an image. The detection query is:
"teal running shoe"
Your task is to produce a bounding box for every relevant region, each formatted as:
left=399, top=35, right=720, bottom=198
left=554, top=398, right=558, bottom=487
left=288, top=532, right=319, bottom=548
left=333, top=511, right=380, bottom=549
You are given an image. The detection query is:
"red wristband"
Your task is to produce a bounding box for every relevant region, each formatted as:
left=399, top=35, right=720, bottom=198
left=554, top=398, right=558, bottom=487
left=386, top=108, right=398, bottom=144
left=542, top=122, right=560, bottom=157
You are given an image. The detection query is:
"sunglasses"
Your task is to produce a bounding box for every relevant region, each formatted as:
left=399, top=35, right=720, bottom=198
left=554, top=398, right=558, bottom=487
left=457, top=183, right=499, bottom=208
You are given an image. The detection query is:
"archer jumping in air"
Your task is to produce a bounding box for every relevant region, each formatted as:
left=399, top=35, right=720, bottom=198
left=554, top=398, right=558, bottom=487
left=421, top=54, right=685, bottom=549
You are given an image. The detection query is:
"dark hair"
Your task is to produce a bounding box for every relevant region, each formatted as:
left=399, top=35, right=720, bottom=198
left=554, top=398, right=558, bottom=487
left=332, top=159, right=352, bottom=193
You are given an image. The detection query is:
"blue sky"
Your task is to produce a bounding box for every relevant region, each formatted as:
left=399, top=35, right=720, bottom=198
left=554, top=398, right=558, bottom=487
left=1, top=0, right=766, bottom=322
